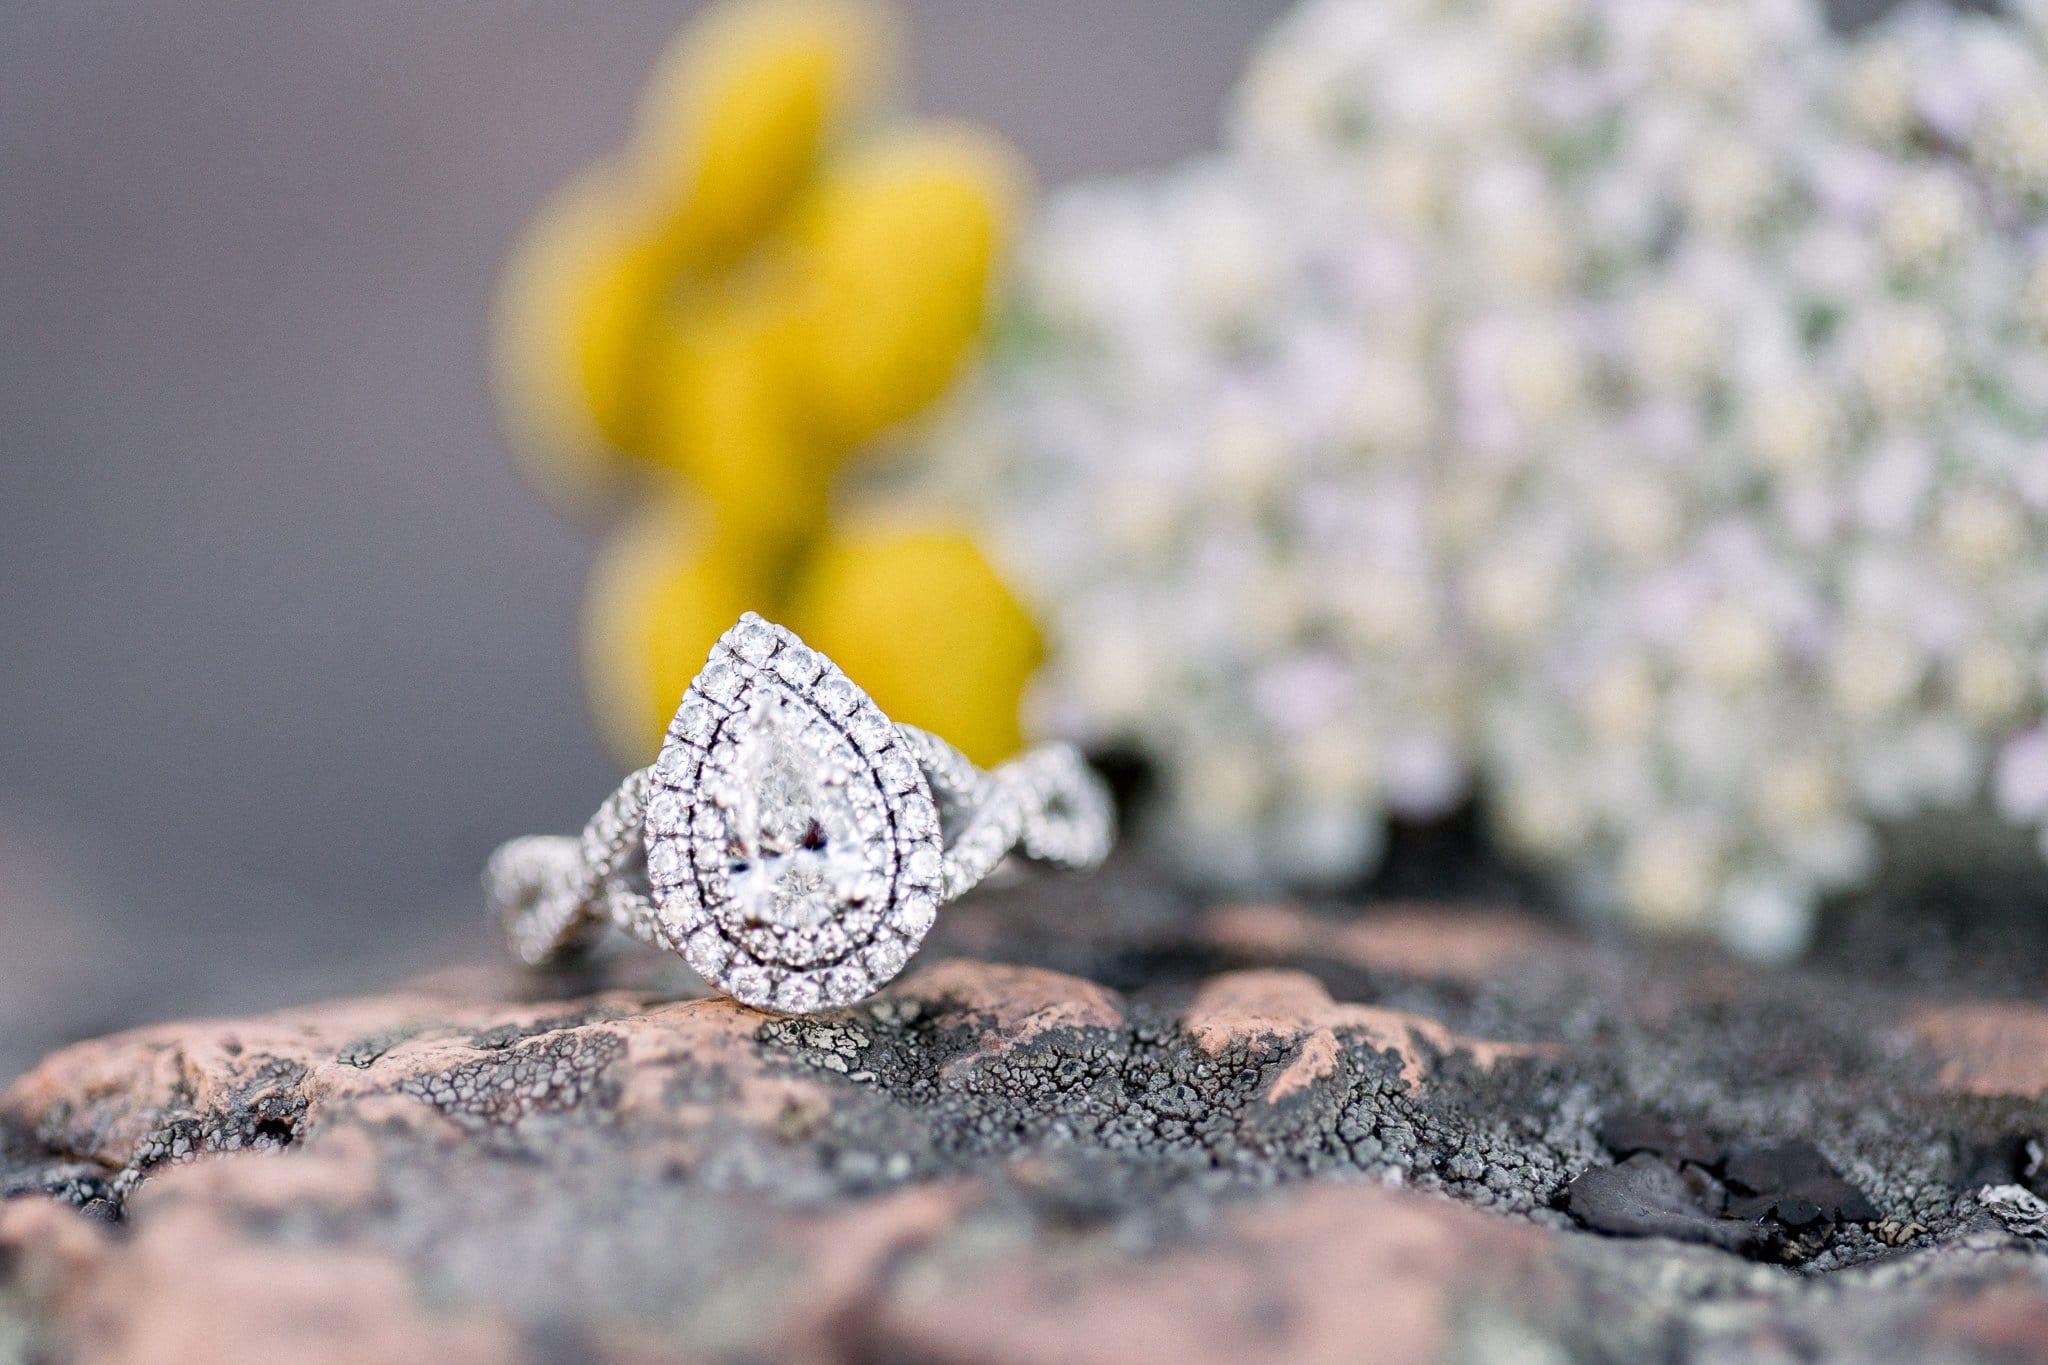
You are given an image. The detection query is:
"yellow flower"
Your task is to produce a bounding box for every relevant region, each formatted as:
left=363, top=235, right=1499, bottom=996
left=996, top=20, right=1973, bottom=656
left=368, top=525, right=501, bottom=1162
left=503, top=0, right=1043, bottom=767
left=495, top=0, right=1014, bottom=522
left=785, top=124, right=1025, bottom=448
left=496, top=0, right=890, bottom=513
left=787, top=513, right=1042, bottom=766
left=635, top=0, right=895, bottom=266
left=490, top=164, right=673, bottom=514
left=582, top=492, right=777, bottom=764
left=641, top=273, right=826, bottom=562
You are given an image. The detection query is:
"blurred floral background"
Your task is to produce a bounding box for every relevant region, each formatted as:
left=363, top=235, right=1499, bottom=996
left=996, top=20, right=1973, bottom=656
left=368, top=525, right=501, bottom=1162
left=0, top=0, right=2017, bottom=1082
left=959, top=0, right=2048, bottom=961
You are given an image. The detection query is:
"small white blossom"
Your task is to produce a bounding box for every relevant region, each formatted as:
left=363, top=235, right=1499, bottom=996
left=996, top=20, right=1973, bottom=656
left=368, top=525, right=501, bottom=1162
left=1936, top=488, right=2025, bottom=580
left=1878, top=167, right=1975, bottom=275
left=1622, top=815, right=1724, bottom=931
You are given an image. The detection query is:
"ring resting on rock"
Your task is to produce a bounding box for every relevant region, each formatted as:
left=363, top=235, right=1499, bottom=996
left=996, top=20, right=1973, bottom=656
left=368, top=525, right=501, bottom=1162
left=484, top=613, right=1115, bottom=1015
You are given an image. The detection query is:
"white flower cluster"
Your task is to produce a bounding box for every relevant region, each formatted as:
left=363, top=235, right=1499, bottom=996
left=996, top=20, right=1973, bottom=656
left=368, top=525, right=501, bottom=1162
left=947, top=0, right=2048, bottom=958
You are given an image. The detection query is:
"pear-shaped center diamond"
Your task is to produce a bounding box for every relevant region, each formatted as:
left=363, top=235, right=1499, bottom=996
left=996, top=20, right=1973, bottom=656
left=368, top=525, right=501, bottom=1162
left=716, top=689, right=873, bottom=943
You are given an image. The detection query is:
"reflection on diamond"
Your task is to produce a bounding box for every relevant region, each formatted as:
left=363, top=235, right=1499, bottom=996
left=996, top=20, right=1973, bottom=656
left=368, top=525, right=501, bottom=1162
left=647, top=841, right=682, bottom=883
left=684, top=930, right=728, bottom=977
left=646, top=791, right=685, bottom=834
left=727, top=964, right=772, bottom=1005
left=894, top=891, right=937, bottom=935
left=699, top=662, right=742, bottom=702
left=731, top=617, right=779, bottom=664
left=774, top=645, right=822, bottom=686
left=719, top=690, right=875, bottom=940
left=814, top=675, right=857, bottom=716
left=777, top=974, right=823, bottom=1012
left=864, top=937, right=909, bottom=980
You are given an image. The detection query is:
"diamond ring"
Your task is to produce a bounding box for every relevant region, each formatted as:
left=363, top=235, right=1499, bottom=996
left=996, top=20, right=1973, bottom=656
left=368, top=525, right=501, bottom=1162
left=485, top=613, right=1114, bottom=1014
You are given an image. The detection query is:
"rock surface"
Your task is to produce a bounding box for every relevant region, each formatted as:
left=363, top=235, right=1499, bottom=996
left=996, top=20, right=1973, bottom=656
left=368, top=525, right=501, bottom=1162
left=4, top=863, right=2048, bottom=1363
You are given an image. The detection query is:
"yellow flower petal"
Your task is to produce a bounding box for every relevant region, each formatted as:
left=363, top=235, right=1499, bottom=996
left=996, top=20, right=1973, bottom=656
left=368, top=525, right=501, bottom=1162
left=491, top=165, right=674, bottom=514
left=786, top=512, right=1041, bottom=765
left=583, top=494, right=775, bottom=765
left=642, top=279, right=831, bottom=562
left=636, top=0, right=897, bottom=265
left=786, top=123, right=1026, bottom=450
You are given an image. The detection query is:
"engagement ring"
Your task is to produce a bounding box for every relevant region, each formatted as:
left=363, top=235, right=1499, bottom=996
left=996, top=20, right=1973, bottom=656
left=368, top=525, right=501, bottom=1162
left=486, top=613, right=1114, bottom=1014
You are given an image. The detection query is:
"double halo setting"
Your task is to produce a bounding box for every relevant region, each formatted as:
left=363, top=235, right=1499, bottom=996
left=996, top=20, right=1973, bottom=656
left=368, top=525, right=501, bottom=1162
left=487, top=614, right=1113, bottom=1014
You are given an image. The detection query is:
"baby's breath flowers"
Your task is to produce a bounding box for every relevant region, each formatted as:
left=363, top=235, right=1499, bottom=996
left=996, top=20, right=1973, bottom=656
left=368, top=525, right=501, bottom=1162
left=952, top=0, right=2048, bottom=956
left=496, top=0, right=1039, bottom=768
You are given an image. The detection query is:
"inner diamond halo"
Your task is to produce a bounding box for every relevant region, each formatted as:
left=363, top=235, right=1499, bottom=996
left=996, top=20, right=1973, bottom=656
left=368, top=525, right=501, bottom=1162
left=643, top=615, right=943, bottom=1014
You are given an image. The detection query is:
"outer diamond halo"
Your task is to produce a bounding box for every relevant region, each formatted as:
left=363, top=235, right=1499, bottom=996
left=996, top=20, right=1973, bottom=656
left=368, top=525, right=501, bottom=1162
left=645, top=615, right=941, bottom=1013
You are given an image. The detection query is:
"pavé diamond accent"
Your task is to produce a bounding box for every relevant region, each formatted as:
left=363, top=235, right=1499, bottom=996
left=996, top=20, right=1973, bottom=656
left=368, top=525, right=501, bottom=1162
left=699, top=661, right=742, bottom=703
left=683, top=929, right=728, bottom=977
left=726, top=964, right=773, bottom=1006
left=656, top=745, right=698, bottom=784
left=646, top=791, right=685, bottom=835
left=823, top=964, right=870, bottom=1004
left=877, top=750, right=918, bottom=793
left=900, top=794, right=939, bottom=838
left=774, top=643, right=822, bottom=685
left=849, top=710, right=894, bottom=753
left=813, top=675, right=857, bottom=716
left=863, top=938, right=909, bottom=979
left=776, top=974, right=823, bottom=1013
left=731, top=617, right=779, bottom=664
left=646, top=841, right=682, bottom=884
left=893, top=890, right=937, bottom=936
left=672, top=699, right=717, bottom=745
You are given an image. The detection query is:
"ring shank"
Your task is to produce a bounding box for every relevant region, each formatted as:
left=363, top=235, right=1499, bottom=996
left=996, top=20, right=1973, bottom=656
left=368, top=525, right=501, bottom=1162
left=487, top=733, right=1110, bottom=968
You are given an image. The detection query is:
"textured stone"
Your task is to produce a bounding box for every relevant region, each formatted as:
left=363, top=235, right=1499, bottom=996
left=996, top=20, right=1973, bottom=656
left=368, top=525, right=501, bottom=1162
left=3, top=890, right=2048, bottom=1363
left=1180, top=967, right=1556, bottom=1096
left=1909, top=1002, right=2048, bottom=1099
left=1200, top=902, right=1569, bottom=984
left=872, top=1181, right=1563, bottom=1365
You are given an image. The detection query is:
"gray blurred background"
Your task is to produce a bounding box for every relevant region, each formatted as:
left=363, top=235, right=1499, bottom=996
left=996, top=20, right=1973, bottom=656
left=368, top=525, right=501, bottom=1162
left=0, top=0, right=1907, bottom=1080
left=0, top=0, right=1300, bottom=1079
